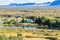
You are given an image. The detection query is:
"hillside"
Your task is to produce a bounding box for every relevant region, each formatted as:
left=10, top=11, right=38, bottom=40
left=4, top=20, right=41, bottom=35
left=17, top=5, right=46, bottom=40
left=51, top=0, right=60, bottom=6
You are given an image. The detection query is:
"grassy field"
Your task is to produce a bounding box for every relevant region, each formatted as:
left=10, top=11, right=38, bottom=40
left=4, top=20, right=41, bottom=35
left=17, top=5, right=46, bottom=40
left=0, top=7, right=60, bottom=40
left=0, top=7, right=60, bottom=17
left=0, top=28, right=60, bottom=40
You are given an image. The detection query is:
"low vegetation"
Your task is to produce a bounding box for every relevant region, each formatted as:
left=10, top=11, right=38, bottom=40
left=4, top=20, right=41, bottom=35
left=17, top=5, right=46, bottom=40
left=0, top=28, right=59, bottom=40
left=0, top=7, right=60, bottom=40
left=0, top=15, right=60, bottom=29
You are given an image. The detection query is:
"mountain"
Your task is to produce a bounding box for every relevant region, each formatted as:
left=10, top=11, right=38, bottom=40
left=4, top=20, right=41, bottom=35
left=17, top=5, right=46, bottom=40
left=8, top=3, right=35, bottom=6
left=7, top=2, right=52, bottom=6
left=43, top=2, right=51, bottom=4
left=1, top=2, right=58, bottom=7
left=50, top=0, right=60, bottom=6
left=33, top=2, right=51, bottom=6
left=0, top=0, right=60, bottom=6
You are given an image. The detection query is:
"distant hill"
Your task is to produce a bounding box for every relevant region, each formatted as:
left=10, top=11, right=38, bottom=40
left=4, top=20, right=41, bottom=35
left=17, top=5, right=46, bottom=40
left=8, top=3, right=35, bottom=6
left=7, top=2, right=51, bottom=6
left=43, top=2, right=51, bottom=4
left=1, top=1, right=60, bottom=7
left=50, top=0, right=60, bottom=6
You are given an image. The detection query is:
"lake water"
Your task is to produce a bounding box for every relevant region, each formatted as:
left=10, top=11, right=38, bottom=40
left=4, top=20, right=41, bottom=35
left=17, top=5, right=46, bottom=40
left=0, top=25, right=37, bottom=29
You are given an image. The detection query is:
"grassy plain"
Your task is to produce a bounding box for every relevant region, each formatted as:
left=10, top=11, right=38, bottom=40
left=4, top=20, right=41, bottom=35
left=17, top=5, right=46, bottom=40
left=0, top=7, right=60, bottom=17
left=0, top=7, right=60, bottom=40
left=0, top=28, right=60, bottom=40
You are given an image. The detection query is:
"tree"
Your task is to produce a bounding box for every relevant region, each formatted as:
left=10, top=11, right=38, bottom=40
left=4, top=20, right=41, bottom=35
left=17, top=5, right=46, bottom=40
left=35, top=17, right=42, bottom=25
left=55, top=19, right=60, bottom=29
left=28, top=16, right=37, bottom=21
left=41, top=16, right=56, bottom=29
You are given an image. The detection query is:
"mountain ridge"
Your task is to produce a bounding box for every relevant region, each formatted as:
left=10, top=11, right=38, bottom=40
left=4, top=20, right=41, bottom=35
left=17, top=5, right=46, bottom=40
left=0, top=0, right=60, bottom=6
left=50, top=0, right=60, bottom=6
left=6, top=2, right=51, bottom=6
